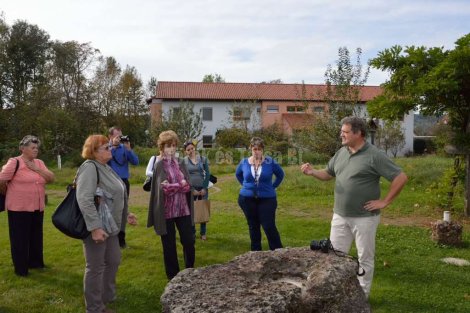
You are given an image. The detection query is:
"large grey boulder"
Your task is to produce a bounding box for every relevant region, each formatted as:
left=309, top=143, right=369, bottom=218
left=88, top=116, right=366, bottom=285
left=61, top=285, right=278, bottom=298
left=161, top=247, right=370, bottom=313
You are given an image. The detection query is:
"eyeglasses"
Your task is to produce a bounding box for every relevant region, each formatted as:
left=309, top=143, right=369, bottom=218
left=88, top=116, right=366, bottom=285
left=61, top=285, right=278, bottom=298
left=99, top=144, right=112, bottom=151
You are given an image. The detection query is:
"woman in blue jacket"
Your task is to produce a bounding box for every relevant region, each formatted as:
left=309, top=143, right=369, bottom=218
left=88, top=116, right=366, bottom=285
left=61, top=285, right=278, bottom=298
left=236, top=137, right=284, bottom=251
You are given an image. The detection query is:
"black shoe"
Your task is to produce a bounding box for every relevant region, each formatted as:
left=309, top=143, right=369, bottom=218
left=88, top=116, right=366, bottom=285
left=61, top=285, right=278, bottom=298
left=118, top=231, right=126, bottom=248
left=15, top=270, right=28, bottom=277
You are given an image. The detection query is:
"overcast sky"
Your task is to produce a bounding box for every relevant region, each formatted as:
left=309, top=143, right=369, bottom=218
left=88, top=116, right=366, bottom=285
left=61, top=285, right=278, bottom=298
left=2, top=0, right=469, bottom=86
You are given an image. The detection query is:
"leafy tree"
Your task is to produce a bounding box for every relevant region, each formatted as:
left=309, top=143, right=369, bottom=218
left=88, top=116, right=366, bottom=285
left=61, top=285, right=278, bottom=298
left=376, top=120, right=405, bottom=157
left=4, top=20, right=51, bottom=107
left=152, top=102, right=204, bottom=144
left=294, top=47, right=369, bottom=157
left=324, top=47, right=370, bottom=119
left=91, top=56, right=121, bottom=117
left=145, top=76, right=157, bottom=99
left=202, top=73, right=225, bottom=83
left=369, top=33, right=470, bottom=215
left=214, top=127, right=250, bottom=148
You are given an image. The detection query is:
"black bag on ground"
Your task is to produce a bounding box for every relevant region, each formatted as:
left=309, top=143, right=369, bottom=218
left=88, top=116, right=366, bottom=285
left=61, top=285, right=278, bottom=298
left=52, top=162, right=99, bottom=239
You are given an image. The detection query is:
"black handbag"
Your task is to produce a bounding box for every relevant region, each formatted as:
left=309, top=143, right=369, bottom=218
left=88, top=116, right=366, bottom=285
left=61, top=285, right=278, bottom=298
left=51, top=162, right=99, bottom=239
left=143, top=176, right=151, bottom=192
left=143, top=156, right=157, bottom=192
left=209, top=174, right=217, bottom=184
left=0, top=158, right=20, bottom=213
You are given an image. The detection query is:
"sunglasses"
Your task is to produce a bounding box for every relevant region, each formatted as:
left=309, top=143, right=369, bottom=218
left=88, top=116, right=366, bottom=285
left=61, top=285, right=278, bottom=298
left=99, top=144, right=112, bottom=151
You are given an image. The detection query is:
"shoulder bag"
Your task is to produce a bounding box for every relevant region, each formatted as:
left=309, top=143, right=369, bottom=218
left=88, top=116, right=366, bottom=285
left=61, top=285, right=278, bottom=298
left=51, top=161, right=99, bottom=239
left=143, top=156, right=157, bottom=192
left=0, top=158, right=20, bottom=212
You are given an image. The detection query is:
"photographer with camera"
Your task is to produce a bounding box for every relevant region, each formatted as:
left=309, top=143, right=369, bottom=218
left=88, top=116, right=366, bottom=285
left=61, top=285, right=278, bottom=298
left=108, top=126, right=139, bottom=248
left=300, top=117, right=408, bottom=298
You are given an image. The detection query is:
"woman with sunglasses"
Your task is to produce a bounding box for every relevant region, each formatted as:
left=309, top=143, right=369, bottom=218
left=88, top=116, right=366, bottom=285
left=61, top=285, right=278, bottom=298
left=0, top=135, right=55, bottom=277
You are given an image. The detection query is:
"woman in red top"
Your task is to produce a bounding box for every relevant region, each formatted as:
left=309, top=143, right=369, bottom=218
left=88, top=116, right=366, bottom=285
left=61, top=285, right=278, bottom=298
left=0, top=135, right=54, bottom=276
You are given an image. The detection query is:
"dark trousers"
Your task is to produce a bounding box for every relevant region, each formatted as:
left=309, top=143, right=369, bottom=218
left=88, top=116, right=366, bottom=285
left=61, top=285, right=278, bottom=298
left=119, top=178, right=130, bottom=246
left=8, top=210, right=44, bottom=276
left=160, top=215, right=195, bottom=280
left=238, top=195, right=283, bottom=251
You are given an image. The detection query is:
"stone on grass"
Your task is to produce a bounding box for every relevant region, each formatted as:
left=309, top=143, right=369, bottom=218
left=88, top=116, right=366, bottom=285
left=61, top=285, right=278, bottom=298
left=431, top=220, right=463, bottom=246
left=161, top=247, right=370, bottom=313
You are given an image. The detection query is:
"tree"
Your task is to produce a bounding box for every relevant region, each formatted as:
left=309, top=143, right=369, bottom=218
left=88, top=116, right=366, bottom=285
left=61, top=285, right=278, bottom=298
left=202, top=73, right=225, bottom=83
left=324, top=47, right=370, bottom=119
left=376, top=120, right=406, bottom=157
left=294, top=47, right=369, bottom=157
left=368, top=33, right=470, bottom=215
left=152, top=102, right=204, bottom=144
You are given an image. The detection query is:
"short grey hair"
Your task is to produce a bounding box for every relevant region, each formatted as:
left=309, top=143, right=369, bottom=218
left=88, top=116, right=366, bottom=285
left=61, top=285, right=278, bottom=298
left=19, top=135, right=40, bottom=148
left=341, top=116, right=367, bottom=137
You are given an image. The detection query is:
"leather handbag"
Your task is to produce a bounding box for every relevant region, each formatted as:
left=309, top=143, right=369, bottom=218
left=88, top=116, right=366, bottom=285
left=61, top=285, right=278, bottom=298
left=209, top=174, right=217, bottom=184
left=51, top=162, right=99, bottom=239
left=194, top=199, right=210, bottom=223
left=0, top=158, right=20, bottom=213
left=143, top=176, right=152, bottom=192
left=143, top=156, right=157, bottom=192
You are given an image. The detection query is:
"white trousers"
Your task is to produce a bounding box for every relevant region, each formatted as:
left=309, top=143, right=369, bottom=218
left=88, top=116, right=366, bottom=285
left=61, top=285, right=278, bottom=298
left=329, top=213, right=381, bottom=297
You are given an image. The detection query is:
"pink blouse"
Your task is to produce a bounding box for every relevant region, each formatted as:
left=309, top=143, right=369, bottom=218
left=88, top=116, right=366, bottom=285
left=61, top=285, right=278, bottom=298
left=162, top=158, right=191, bottom=219
left=0, top=157, right=49, bottom=212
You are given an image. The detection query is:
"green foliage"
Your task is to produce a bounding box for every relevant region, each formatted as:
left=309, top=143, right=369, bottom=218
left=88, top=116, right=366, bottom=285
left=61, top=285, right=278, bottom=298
left=0, top=18, right=150, bottom=160
left=376, top=120, right=406, bottom=157
left=202, top=73, right=225, bottom=83
left=151, top=102, right=203, bottom=144
left=292, top=117, right=341, bottom=158
left=369, top=34, right=470, bottom=148
left=324, top=47, right=370, bottom=119
left=214, top=127, right=250, bottom=148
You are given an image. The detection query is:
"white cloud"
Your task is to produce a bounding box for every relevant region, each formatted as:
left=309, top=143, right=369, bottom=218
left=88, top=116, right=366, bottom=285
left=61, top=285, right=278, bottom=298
left=2, top=0, right=469, bottom=86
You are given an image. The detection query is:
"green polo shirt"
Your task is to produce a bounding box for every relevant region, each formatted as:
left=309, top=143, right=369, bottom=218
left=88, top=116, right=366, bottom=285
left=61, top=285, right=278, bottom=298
left=326, top=142, right=402, bottom=217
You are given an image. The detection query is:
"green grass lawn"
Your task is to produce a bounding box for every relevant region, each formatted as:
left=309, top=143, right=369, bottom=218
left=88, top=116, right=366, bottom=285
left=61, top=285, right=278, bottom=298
left=0, top=155, right=469, bottom=312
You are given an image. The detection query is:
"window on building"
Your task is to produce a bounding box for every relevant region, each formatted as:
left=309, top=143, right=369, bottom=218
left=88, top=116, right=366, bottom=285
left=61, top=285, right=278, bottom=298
left=266, top=105, right=279, bottom=113
left=202, top=135, right=213, bottom=148
left=287, top=106, right=305, bottom=113
left=202, top=107, right=213, bottom=121
left=233, top=109, right=250, bottom=121
left=171, top=107, right=181, bottom=115
left=312, top=106, right=325, bottom=114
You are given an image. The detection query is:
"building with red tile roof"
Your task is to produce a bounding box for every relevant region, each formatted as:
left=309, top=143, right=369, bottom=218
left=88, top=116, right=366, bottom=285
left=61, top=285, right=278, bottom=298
left=147, top=81, right=413, bottom=155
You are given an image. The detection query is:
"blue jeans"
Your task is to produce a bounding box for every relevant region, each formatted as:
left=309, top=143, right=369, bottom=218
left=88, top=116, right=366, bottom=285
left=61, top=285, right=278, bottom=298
left=238, top=195, right=282, bottom=251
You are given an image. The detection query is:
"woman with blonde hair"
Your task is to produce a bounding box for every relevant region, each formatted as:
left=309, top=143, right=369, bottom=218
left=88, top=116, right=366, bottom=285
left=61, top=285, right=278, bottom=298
left=76, top=134, right=128, bottom=313
left=147, top=130, right=195, bottom=280
left=0, top=135, right=54, bottom=276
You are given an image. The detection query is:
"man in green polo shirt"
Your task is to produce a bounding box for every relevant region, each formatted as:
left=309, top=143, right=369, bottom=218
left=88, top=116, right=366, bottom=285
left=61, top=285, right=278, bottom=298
left=300, top=116, right=408, bottom=298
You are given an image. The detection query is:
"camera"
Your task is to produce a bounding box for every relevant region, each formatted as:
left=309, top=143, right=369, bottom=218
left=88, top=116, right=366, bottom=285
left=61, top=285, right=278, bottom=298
left=310, top=238, right=332, bottom=253
left=120, top=135, right=130, bottom=142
